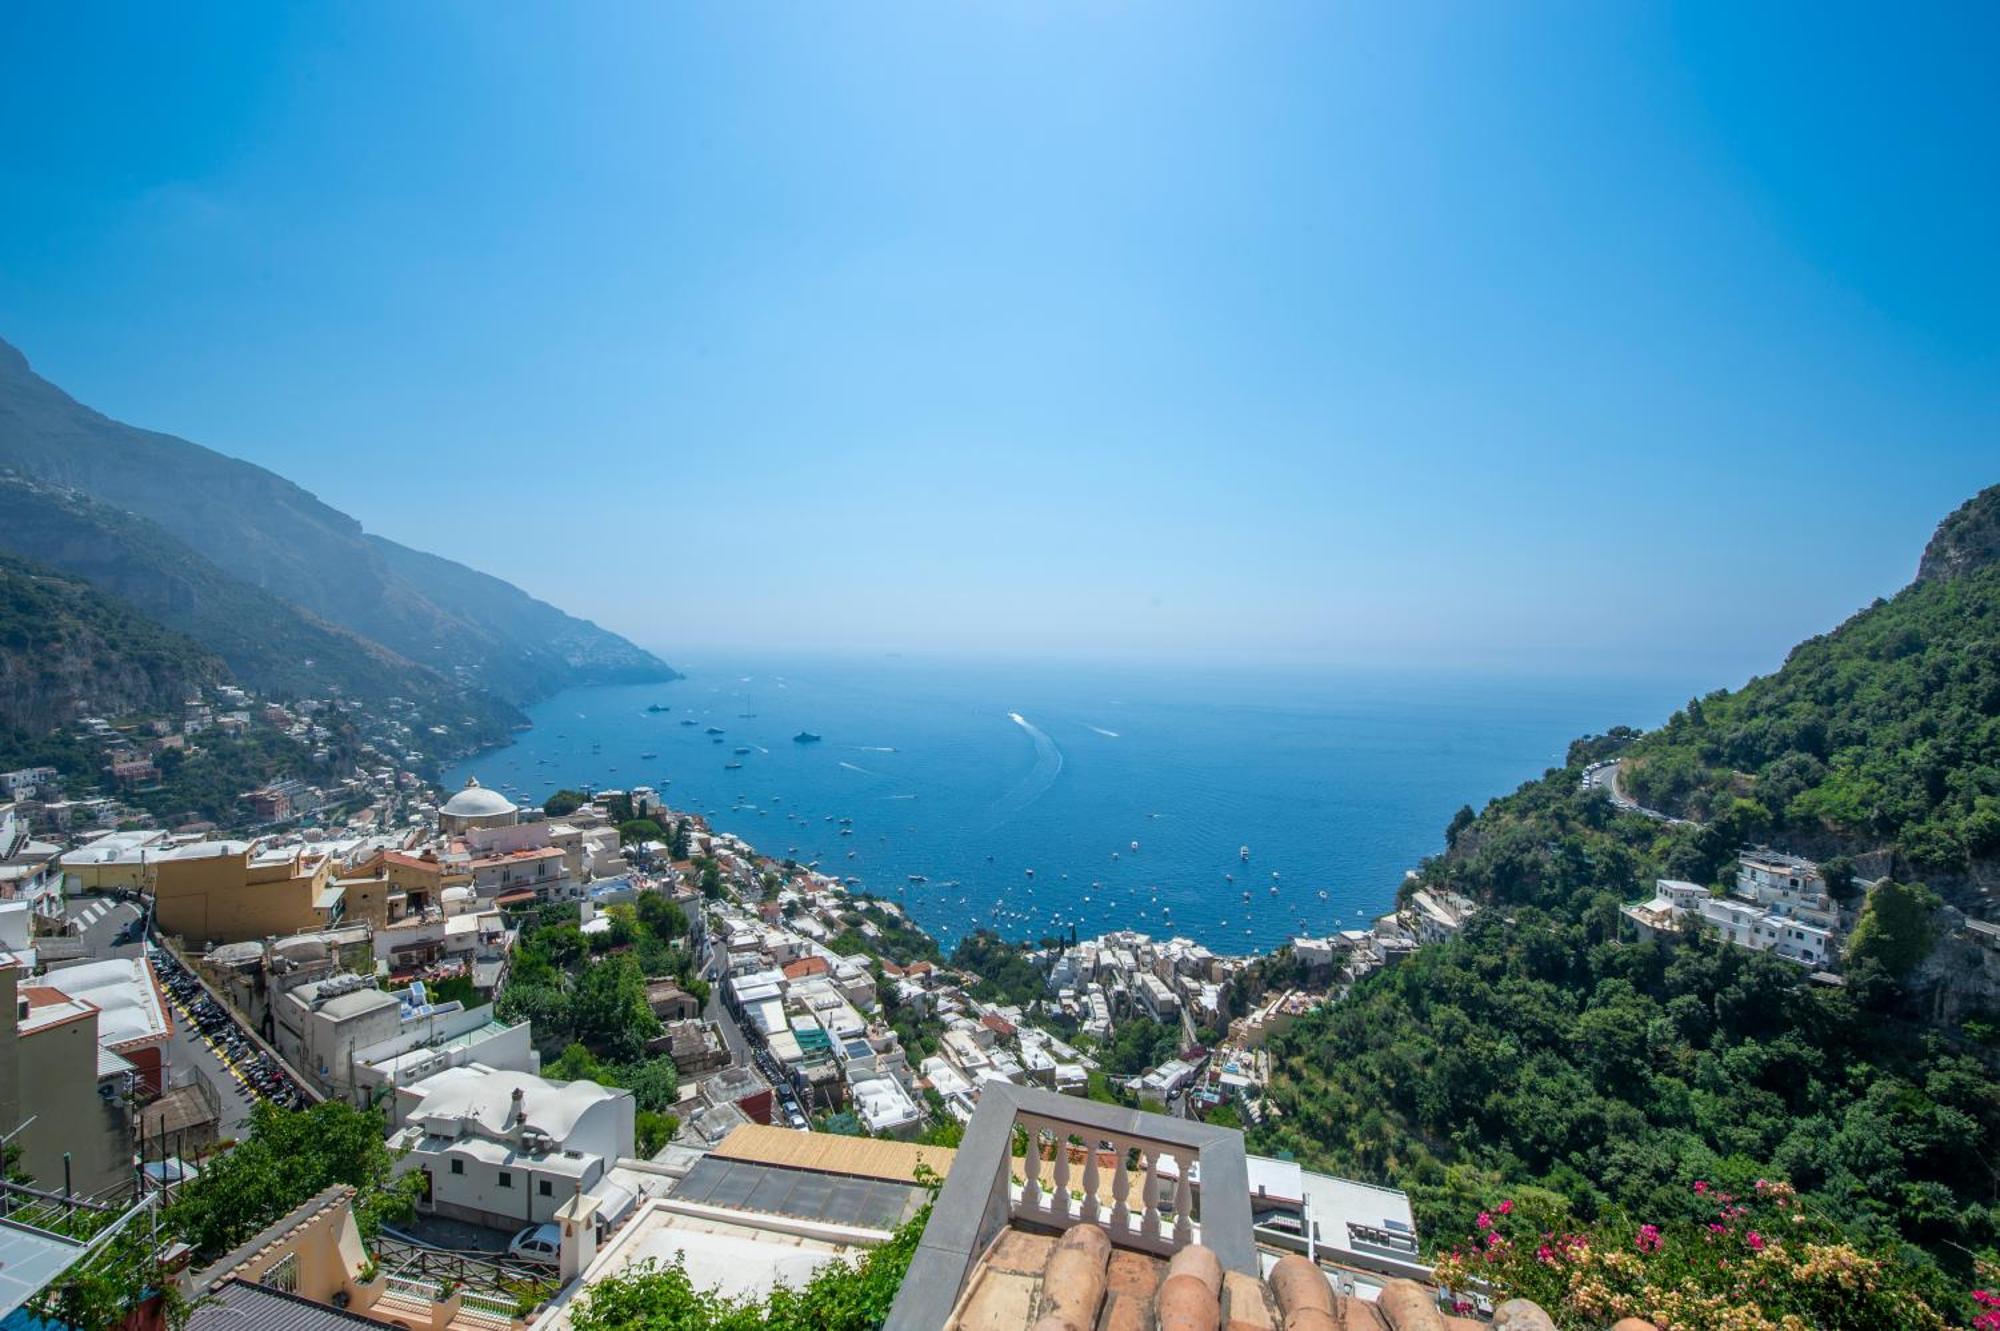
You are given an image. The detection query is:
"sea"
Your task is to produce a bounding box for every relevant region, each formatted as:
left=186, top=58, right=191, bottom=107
left=443, top=655, right=1696, bottom=955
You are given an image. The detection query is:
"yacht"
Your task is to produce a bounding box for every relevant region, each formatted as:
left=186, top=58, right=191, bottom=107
left=639, top=751, right=658, bottom=759
left=1130, top=840, right=1140, bottom=852
left=1240, top=845, right=1250, bottom=861
left=733, top=747, right=752, bottom=755
left=794, top=731, right=823, bottom=744
left=705, top=726, right=726, bottom=735
left=724, top=761, right=742, bottom=770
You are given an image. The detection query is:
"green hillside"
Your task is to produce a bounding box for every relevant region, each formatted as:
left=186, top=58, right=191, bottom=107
left=0, top=335, right=675, bottom=704
left=1622, top=484, right=2000, bottom=884
left=1252, top=486, right=2000, bottom=1299
left=0, top=551, right=229, bottom=734
left=0, top=474, right=522, bottom=759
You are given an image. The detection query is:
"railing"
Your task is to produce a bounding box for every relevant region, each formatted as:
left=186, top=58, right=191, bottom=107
left=384, top=1273, right=446, bottom=1303
left=1012, top=1113, right=1200, bottom=1256
left=458, top=1290, right=522, bottom=1326
left=884, top=1082, right=1254, bottom=1331
left=259, top=1252, right=300, bottom=1294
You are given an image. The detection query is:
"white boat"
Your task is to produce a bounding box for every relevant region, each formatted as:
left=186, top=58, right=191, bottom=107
left=1239, top=845, right=1250, bottom=861
left=1130, top=840, right=1139, bottom=852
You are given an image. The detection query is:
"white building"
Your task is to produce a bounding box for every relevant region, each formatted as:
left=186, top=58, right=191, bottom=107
left=1623, top=876, right=1836, bottom=968
left=391, top=1065, right=636, bottom=1231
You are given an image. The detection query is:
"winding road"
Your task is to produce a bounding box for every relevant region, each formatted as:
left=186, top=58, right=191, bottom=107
left=1581, top=759, right=1697, bottom=827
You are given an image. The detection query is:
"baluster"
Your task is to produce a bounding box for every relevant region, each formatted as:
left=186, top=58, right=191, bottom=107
left=1018, top=1116, right=1042, bottom=1213
left=1052, top=1131, right=1073, bottom=1220
left=1081, top=1141, right=1102, bottom=1223
left=1172, top=1151, right=1195, bottom=1247
left=1141, top=1149, right=1162, bottom=1243
left=1110, top=1144, right=1132, bottom=1235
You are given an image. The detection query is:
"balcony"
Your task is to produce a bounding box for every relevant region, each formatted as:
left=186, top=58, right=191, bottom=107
left=884, top=1081, right=1255, bottom=1330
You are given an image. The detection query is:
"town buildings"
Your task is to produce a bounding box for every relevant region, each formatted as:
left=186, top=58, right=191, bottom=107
left=1622, top=849, right=1843, bottom=968
left=389, top=1065, right=636, bottom=1232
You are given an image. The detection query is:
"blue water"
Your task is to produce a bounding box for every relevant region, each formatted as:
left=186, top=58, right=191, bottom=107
left=444, top=656, right=1694, bottom=954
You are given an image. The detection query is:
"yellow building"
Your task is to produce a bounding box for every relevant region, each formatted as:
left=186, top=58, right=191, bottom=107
left=0, top=952, right=131, bottom=1196
left=151, top=840, right=339, bottom=944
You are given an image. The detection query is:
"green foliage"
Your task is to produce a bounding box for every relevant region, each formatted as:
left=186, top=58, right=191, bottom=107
left=1431, top=1179, right=1950, bottom=1331
left=569, top=954, right=663, bottom=1063
left=950, top=930, right=1045, bottom=1006
left=544, top=789, right=588, bottom=817
left=568, top=1202, right=928, bottom=1331
left=35, top=1101, right=418, bottom=1331
left=1097, top=1016, right=1180, bottom=1079
left=1618, top=553, right=2000, bottom=877
left=1258, top=762, right=2000, bottom=1289
left=618, top=818, right=665, bottom=846
left=1845, top=879, right=1942, bottom=978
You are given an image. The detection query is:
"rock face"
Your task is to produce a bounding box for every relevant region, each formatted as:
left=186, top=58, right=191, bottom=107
left=0, top=335, right=676, bottom=705
left=1917, top=483, right=2000, bottom=584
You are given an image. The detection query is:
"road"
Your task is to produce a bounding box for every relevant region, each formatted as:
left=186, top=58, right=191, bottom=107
left=59, top=893, right=262, bottom=1139
left=1581, top=759, right=1695, bottom=827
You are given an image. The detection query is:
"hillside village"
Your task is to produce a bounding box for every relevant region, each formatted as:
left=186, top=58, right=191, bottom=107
left=5, top=671, right=1962, bottom=1331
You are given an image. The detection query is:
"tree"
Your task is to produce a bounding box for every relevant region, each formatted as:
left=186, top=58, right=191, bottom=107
left=543, top=789, right=587, bottom=817
left=618, top=818, right=665, bottom=846
left=569, top=954, right=661, bottom=1062
left=1845, top=879, right=1941, bottom=979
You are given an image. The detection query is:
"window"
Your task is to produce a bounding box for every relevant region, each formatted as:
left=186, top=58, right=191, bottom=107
left=539, top=1179, right=553, bottom=1197
left=498, top=1171, right=512, bottom=1188
left=450, top=1159, right=464, bottom=1175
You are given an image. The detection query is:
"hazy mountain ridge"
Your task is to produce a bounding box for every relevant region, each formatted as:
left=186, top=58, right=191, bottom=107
left=0, top=549, right=231, bottom=737
left=0, top=336, right=676, bottom=704
left=0, top=474, right=523, bottom=753
left=1620, top=482, right=2000, bottom=892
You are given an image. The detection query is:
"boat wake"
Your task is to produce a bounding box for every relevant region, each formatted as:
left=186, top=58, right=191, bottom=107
left=990, top=712, right=1064, bottom=827
left=838, top=761, right=877, bottom=776
left=1086, top=725, right=1120, bottom=739
left=857, top=745, right=897, bottom=753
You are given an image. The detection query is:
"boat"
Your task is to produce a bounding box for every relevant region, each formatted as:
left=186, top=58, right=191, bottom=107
left=724, top=761, right=742, bottom=770
left=1240, top=845, right=1250, bottom=861
left=646, top=703, right=671, bottom=713
left=1130, top=840, right=1140, bottom=852
left=680, top=719, right=697, bottom=727
left=794, top=731, right=822, bottom=744
left=733, top=747, right=752, bottom=755
left=705, top=726, right=726, bottom=735
left=640, top=751, right=658, bottom=759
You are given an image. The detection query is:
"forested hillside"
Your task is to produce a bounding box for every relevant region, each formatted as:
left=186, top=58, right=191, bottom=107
left=0, top=553, right=229, bottom=734
left=0, top=475, right=522, bottom=757
left=0, top=335, right=675, bottom=703
left=1622, top=484, right=2000, bottom=886
left=1254, top=487, right=2000, bottom=1305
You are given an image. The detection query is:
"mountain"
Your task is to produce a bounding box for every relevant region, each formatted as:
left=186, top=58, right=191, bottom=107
left=1621, top=482, right=2000, bottom=889
left=0, top=474, right=522, bottom=754
left=0, top=550, right=230, bottom=736
left=0, top=336, right=675, bottom=704
left=1253, top=484, right=2000, bottom=1292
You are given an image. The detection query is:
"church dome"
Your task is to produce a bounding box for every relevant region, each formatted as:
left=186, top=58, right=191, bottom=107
left=440, top=778, right=517, bottom=820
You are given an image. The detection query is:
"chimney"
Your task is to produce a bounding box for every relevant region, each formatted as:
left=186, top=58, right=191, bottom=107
left=510, top=1084, right=526, bottom=1127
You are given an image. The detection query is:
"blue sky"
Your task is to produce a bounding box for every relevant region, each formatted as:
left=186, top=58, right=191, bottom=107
left=1, top=3, right=1994, bottom=682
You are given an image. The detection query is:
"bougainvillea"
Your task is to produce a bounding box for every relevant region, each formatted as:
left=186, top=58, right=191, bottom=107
left=1430, top=1181, right=1953, bottom=1331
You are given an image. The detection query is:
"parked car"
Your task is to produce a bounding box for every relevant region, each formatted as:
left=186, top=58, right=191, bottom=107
left=508, top=1223, right=561, bottom=1267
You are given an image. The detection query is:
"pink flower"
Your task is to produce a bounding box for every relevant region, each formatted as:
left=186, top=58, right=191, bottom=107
left=1476, top=1212, right=1493, bottom=1231
left=1536, top=1245, right=1556, bottom=1265
left=1635, top=1224, right=1663, bottom=1254
left=1498, top=1200, right=1513, bottom=1215
left=1708, top=1223, right=1727, bottom=1235
left=1693, top=1180, right=1709, bottom=1194
left=1453, top=1301, right=1473, bottom=1316
left=1745, top=1231, right=1766, bottom=1252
